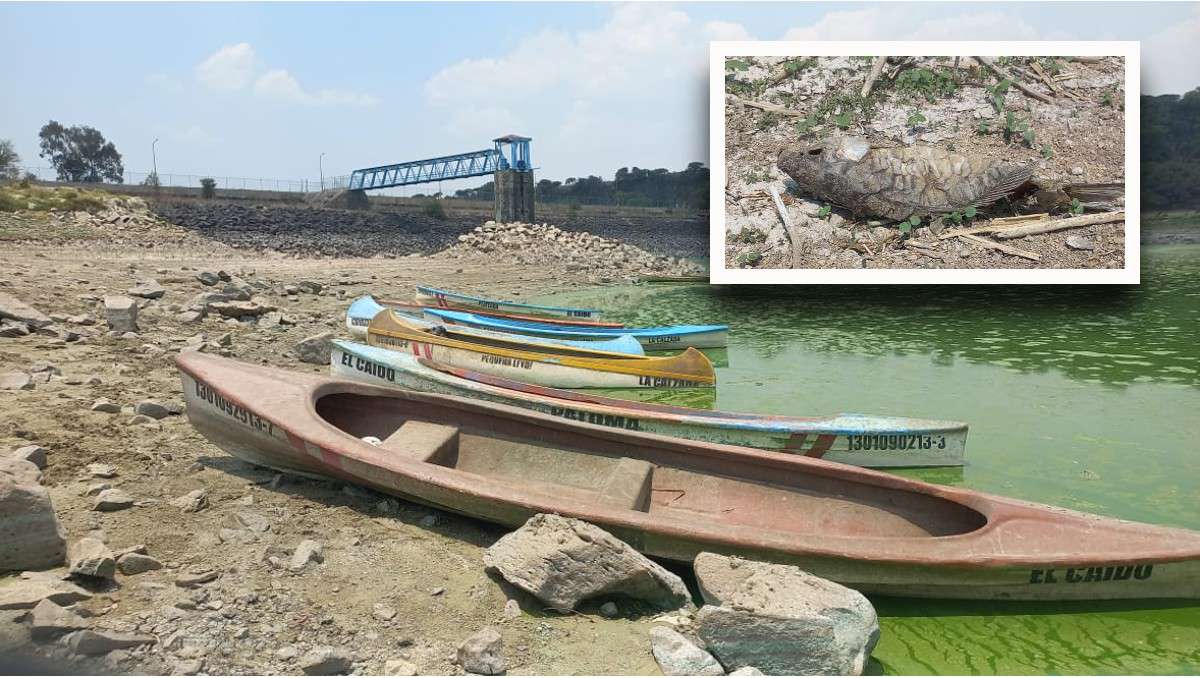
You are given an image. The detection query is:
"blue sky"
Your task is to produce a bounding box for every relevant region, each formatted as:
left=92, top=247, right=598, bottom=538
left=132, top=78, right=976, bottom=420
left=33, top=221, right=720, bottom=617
left=2, top=2, right=1197, bottom=192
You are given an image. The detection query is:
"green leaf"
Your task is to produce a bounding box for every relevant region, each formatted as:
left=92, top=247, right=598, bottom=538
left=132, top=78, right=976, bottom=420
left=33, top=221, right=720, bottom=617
left=1070, top=198, right=1084, bottom=215
left=977, top=121, right=990, bottom=135
left=726, top=59, right=750, bottom=72
left=1022, top=129, right=1036, bottom=145
left=906, top=111, right=927, bottom=127
left=899, top=222, right=912, bottom=234
left=909, top=215, right=922, bottom=227
left=833, top=112, right=852, bottom=129
left=964, top=206, right=977, bottom=219
left=1041, top=144, right=1054, bottom=159
left=817, top=205, right=831, bottom=218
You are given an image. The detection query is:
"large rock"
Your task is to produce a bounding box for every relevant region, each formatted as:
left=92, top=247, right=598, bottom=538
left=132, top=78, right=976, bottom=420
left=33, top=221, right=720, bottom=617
left=0, top=474, right=66, bottom=572
left=209, top=301, right=276, bottom=318
left=12, top=445, right=48, bottom=469
left=483, top=513, right=692, bottom=611
left=30, top=598, right=89, bottom=641
left=457, top=627, right=505, bottom=675
left=63, top=629, right=156, bottom=655
left=116, top=552, right=163, bottom=575
left=299, top=646, right=353, bottom=675
left=68, top=538, right=116, bottom=579
left=128, top=279, right=166, bottom=299
left=92, top=488, right=135, bottom=512
left=0, top=570, right=91, bottom=609
left=0, top=372, right=34, bottom=390
left=103, top=295, right=139, bottom=332
left=295, top=332, right=334, bottom=365
left=649, top=626, right=725, bottom=676
left=289, top=540, right=324, bottom=572
left=0, top=292, right=52, bottom=328
left=693, top=553, right=879, bottom=676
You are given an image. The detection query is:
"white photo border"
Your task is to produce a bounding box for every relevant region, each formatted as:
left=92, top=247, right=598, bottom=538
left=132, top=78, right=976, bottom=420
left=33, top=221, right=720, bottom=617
left=709, top=41, right=1141, bottom=285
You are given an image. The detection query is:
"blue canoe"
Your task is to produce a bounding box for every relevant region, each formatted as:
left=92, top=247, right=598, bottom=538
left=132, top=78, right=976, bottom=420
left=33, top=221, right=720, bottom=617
left=344, top=296, right=645, bottom=356
left=415, top=285, right=603, bottom=321
left=424, top=308, right=729, bottom=351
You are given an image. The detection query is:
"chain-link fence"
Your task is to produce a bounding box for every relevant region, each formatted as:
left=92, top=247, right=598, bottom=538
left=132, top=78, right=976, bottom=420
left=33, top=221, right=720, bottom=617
left=17, top=166, right=325, bottom=193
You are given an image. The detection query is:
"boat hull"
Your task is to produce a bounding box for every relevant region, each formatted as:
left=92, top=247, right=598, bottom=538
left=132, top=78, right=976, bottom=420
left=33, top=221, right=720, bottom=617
left=367, top=310, right=715, bottom=389
left=332, top=341, right=966, bottom=467
left=427, top=308, right=729, bottom=350
left=416, top=285, right=603, bottom=320
left=345, top=297, right=644, bottom=355
left=179, top=354, right=1200, bottom=601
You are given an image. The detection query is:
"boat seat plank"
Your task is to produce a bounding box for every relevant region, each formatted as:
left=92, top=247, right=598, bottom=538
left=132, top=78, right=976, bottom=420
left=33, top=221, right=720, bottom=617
left=380, top=420, right=459, bottom=466
left=598, top=457, right=655, bottom=512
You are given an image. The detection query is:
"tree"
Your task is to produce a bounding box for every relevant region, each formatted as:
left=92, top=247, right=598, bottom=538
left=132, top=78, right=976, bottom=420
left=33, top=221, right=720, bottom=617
left=0, top=139, right=19, bottom=180
left=200, top=177, right=216, bottom=199
left=37, top=121, right=124, bottom=183
left=142, top=172, right=160, bottom=187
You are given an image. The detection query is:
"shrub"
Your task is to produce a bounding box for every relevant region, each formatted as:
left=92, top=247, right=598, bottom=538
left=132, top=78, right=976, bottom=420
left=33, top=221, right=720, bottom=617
left=200, top=177, right=216, bottom=199
left=423, top=199, right=447, bottom=220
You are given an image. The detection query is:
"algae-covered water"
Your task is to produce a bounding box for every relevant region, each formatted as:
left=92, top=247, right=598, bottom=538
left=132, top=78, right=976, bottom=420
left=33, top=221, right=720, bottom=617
left=542, top=245, right=1200, bottom=674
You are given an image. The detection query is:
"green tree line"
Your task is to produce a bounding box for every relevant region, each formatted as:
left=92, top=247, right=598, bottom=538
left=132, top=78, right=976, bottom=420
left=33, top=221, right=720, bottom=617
left=1143, top=90, right=1200, bottom=211
left=455, top=162, right=709, bottom=209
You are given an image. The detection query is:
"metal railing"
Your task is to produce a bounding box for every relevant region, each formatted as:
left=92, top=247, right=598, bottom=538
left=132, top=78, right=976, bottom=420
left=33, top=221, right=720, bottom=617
left=16, top=166, right=322, bottom=193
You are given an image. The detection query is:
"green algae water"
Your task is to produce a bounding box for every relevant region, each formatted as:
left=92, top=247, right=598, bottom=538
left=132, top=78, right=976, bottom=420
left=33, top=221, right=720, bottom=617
left=540, top=245, right=1200, bottom=675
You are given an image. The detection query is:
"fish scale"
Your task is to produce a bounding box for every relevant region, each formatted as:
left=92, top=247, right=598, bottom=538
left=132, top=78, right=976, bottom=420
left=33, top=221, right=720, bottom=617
left=778, top=137, right=1034, bottom=220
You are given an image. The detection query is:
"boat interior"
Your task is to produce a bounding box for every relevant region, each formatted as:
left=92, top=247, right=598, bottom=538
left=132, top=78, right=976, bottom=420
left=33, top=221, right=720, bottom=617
left=316, top=392, right=988, bottom=541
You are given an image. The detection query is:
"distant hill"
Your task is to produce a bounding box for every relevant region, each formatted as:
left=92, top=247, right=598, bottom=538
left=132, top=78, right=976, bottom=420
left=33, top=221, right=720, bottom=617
left=454, top=162, right=709, bottom=209
left=1143, top=90, right=1200, bottom=211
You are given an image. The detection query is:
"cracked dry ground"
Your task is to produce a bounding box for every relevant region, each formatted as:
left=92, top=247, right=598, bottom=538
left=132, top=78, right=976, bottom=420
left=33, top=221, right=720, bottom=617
left=0, top=219, right=673, bottom=675
left=724, top=55, right=1126, bottom=270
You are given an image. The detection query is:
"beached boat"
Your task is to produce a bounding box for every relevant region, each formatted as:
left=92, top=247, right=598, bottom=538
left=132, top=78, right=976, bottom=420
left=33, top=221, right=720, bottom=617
left=332, top=340, right=966, bottom=467
left=425, top=308, right=729, bottom=351
left=345, top=297, right=644, bottom=355
left=179, top=351, right=1200, bottom=601
left=375, top=296, right=625, bottom=328
left=367, top=309, right=715, bottom=389
left=415, top=285, right=603, bottom=321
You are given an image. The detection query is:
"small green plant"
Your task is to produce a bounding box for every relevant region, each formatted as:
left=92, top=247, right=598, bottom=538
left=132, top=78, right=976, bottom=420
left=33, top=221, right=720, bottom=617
left=988, top=78, right=1013, bottom=111
left=900, top=215, right=921, bottom=234
left=1070, top=198, right=1084, bottom=215
left=756, top=111, right=780, bottom=131
left=782, top=57, right=817, bottom=75
left=817, top=204, right=832, bottom=219
left=200, top=177, right=216, bottom=199
left=977, top=120, right=991, bottom=135
left=1041, top=144, right=1054, bottom=159
left=946, top=206, right=978, bottom=226
left=735, top=251, right=763, bottom=267
left=725, top=58, right=750, bottom=72
left=423, top=199, right=447, bottom=220
left=906, top=111, right=927, bottom=128
left=1100, top=89, right=1115, bottom=107
left=1003, top=111, right=1035, bottom=147
left=795, top=113, right=821, bottom=136
left=895, top=68, right=958, bottom=102
left=833, top=112, right=853, bottom=129
left=731, top=228, right=767, bottom=244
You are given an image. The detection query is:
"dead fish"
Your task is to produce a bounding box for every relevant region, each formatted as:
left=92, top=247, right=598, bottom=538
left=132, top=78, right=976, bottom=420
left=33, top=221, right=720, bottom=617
left=778, top=136, right=1033, bottom=220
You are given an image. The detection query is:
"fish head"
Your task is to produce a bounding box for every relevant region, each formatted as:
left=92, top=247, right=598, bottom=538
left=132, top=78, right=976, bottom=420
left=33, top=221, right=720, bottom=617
left=777, top=136, right=871, bottom=190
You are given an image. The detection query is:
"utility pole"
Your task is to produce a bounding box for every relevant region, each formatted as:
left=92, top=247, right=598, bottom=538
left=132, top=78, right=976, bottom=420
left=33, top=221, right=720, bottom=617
left=151, top=138, right=159, bottom=187
left=319, top=152, right=326, bottom=191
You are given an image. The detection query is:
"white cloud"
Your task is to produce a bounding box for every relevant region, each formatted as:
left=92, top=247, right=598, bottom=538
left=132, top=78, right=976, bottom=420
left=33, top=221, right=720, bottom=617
left=194, top=43, right=376, bottom=106
left=1142, top=5, right=1200, bottom=95
left=904, top=12, right=1042, bottom=41
left=195, top=42, right=258, bottom=91
left=782, top=8, right=896, bottom=41
left=781, top=8, right=1047, bottom=42
left=704, top=21, right=756, bottom=42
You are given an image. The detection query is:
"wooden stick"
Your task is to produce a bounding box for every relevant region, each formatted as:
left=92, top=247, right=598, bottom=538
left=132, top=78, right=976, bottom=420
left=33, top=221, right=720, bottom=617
left=767, top=186, right=792, bottom=230
left=937, top=224, right=1006, bottom=240
left=860, top=56, right=888, bottom=98
left=992, top=211, right=1125, bottom=239
left=959, top=234, right=1042, bottom=261
left=974, top=56, right=1054, bottom=104
left=726, top=95, right=807, bottom=117
left=936, top=214, right=1049, bottom=240
left=991, top=212, right=1050, bottom=225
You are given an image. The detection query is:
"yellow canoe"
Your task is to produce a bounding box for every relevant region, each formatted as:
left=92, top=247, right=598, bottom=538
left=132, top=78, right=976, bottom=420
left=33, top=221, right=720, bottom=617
left=367, top=310, right=715, bottom=389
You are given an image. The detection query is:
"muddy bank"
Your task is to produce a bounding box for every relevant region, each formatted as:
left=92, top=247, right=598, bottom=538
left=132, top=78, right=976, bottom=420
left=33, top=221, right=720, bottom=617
left=150, top=201, right=709, bottom=260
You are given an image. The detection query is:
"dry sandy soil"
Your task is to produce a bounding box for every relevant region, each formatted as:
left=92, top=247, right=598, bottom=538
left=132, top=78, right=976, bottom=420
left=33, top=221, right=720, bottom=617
left=723, top=55, right=1127, bottom=270
left=0, top=204, right=690, bottom=675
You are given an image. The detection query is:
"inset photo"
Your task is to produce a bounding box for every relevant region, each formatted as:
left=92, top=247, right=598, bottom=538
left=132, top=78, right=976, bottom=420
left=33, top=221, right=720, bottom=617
left=710, top=42, right=1139, bottom=284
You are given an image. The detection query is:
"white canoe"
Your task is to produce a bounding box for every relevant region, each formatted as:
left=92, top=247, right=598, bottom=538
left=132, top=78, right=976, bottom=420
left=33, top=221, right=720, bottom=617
left=415, top=285, right=603, bottom=320
left=332, top=340, right=967, bottom=467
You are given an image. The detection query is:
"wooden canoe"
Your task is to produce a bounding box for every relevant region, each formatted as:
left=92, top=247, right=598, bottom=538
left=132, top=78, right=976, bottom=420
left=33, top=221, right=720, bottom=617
left=345, top=296, right=644, bottom=355
left=332, top=340, right=967, bottom=468
left=179, top=351, right=1200, bottom=601
left=416, top=285, right=603, bottom=321
left=426, top=308, right=729, bottom=351
left=367, top=309, right=715, bottom=389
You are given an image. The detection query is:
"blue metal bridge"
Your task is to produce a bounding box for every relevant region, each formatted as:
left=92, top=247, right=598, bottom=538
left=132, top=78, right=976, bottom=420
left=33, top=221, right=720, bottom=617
left=347, top=135, right=531, bottom=191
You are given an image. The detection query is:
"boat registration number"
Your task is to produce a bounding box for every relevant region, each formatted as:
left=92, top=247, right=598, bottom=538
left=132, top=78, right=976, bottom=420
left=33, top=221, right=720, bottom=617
left=846, top=434, right=946, bottom=451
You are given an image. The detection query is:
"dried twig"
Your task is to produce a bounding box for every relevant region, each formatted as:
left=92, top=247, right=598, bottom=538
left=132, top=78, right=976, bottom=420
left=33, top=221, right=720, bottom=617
left=993, top=211, right=1125, bottom=239
left=936, top=213, right=1049, bottom=240
left=959, top=234, right=1042, bottom=261
left=860, top=56, right=888, bottom=98
left=974, top=56, right=1054, bottom=104
left=726, top=94, right=807, bottom=117
left=767, top=186, right=792, bottom=230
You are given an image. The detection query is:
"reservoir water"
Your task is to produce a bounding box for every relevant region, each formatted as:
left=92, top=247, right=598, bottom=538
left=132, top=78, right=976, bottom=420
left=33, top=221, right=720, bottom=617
left=543, top=244, right=1200, bottom=674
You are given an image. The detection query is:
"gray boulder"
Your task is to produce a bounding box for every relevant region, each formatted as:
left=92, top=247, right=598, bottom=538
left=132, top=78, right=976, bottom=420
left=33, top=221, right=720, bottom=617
left=0, top=570, right=91, bottom=610
left=649, top=626, right=725, bottom=676
left=128, top=280, right=166, bottom=299
left=63, top=629, right=156, bottom=655
left=134, top=400, right=170, bottom=419
left=693, top=553, right=879, bottom=676
left=170, top=489, right=208, bottom=513
left=457, top=627, right=505, bottom=675
left=103, top=295, right=139, bottom=333
left=30, top=598, right=89, bottom=641
left=0, top=473, right=66, bottom=572
left=0, top=292, right=52, bottom=328
left=295, top=332, right=334, bottom=365
left=289, top=539, right=324, bottom=572
left=299, top=646, right=353, bottom=675
left=12, top=444, right=48, bottom=469
left=92, top=488, right=135, bottom=512
left=116, top=552, right=163, bottom=575
left=483, top=513, right=692, bottom=611
left=69, top=537, right=116, bottom=579
left=0, top=372, right=34, bottom=390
